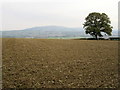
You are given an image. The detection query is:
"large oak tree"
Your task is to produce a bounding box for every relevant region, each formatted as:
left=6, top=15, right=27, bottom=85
left=83, top=12, right=113, bottom=40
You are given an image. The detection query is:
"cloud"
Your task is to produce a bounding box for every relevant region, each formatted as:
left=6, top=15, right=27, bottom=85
left=1, top=0, right=119, bottom=30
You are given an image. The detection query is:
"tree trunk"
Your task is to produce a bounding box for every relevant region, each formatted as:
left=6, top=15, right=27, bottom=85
left=95, top=35, right=98, bottom=40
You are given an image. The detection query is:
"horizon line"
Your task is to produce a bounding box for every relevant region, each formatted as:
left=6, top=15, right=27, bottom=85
left=1, top=25, right=118, bottom=31
left=1, top=25, right=83, bottom=31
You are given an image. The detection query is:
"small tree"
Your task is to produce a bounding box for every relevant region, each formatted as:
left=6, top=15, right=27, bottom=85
left=83, top=12, right=113, bottom=40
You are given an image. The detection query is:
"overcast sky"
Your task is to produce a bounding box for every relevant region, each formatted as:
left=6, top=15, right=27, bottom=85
left=0, top=0, right=119, bottom=31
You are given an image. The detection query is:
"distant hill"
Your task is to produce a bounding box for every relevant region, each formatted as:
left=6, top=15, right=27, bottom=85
left=1, top=26, right=118, bottom=39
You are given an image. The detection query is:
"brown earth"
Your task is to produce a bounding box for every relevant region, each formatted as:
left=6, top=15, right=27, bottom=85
left=2, top=38, right=119, bottom=88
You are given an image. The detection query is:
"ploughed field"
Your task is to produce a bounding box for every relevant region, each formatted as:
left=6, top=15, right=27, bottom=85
left=2, top=38, right=118, bottom=88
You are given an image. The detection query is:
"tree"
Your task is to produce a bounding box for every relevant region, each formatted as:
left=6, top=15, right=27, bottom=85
left=83, top=12, right=113, bottom=40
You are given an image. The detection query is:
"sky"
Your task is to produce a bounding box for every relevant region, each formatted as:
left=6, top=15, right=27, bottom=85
left=0, top=0, right=119, bottom=31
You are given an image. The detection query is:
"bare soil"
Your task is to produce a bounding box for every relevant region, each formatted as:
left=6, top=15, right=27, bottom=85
left=2, top=38, right=119, bottom=88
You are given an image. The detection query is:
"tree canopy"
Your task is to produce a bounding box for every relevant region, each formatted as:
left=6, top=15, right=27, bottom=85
left=83, top=12, right=113, bottom=40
